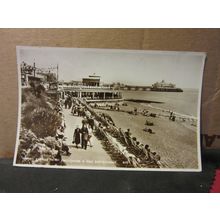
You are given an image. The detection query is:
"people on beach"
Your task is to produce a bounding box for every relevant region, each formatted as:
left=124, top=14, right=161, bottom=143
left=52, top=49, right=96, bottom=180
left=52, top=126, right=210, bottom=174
left=142, top=109, right=149, bottom=116
left=143, top=127, right=154, bottom=134
left=169, top=111, right=176, bottom=121
left=151, top=152, right=161, bottom=164
left=115, top=103, right=120, bottom=111
left=142, top=144, right=151, bottom=160
left=145, top=119, right=154, bottom=126
left=125, top=129, right=131, bottom=138
left=134, top=107, right=138, bottom=115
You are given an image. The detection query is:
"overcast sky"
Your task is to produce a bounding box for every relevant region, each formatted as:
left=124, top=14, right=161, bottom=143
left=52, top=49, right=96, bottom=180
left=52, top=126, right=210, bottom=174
left=18, top=46, right=206, bottom=89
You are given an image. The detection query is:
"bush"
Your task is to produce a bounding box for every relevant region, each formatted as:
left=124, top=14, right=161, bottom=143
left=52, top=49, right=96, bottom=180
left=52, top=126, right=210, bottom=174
left=44, top=136, right=60, bottom=149
left=22, top=107, right=62, bottom=138
left=19, top=128, right=38, bottom=149
left=16, top=128, right=62, bottom=164
left=21, top=86, right=61, bottom=138
left=22, top=98, right=50, bottom=117
left=21, top=88, right=33, bottom=103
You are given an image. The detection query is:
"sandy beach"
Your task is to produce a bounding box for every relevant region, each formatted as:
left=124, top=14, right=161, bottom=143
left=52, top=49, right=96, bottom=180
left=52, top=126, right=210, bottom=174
left=95, top=100, right=199, bottom=169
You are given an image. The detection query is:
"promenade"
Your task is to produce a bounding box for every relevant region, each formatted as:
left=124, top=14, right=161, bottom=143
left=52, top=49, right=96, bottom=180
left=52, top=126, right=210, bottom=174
left=61, top=108, right=116, bottom=168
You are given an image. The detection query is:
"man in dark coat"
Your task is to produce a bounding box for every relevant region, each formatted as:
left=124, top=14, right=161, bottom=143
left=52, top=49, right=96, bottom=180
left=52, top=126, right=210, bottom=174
left=64, top=99, right=68, bottom=109
left=81, top=124, right=89, bottom=150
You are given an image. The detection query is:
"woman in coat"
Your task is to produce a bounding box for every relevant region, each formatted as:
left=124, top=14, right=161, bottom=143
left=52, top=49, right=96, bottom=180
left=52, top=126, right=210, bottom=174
left=73, top=125, right=81, bottom=148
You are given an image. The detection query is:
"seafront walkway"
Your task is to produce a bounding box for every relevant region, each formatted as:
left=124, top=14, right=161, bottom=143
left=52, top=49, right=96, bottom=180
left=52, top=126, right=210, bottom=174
left=61, top=108, right=115, bottom=168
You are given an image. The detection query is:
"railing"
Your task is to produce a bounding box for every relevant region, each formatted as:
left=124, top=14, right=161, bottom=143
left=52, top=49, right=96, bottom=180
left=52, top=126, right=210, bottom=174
left=60, top=85, right=115, bottom=90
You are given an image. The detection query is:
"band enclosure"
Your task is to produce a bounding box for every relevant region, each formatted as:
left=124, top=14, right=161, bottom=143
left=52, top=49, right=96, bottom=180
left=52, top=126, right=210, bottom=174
left=0, top=29, right=220, bottom=159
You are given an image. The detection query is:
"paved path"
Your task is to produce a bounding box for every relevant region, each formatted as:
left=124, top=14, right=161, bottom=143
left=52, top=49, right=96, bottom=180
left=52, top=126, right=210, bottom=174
left=62, top=108, right=116, bottom=168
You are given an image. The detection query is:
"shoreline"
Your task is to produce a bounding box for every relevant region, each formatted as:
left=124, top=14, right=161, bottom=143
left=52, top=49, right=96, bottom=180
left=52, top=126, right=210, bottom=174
left=140, top=103, right=197, bottom=119
left=121, top=89, right=199, bottom=117
left=92, top=100, right=197, bottom=121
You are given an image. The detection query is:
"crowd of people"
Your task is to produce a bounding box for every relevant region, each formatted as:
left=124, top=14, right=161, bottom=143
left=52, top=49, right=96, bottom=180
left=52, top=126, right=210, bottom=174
left=90, top=101, right=184, bottom=127
left=57, top=96, right=96, bottom=151
left=80, top=100, right=162, bottom=168
left=89, top=102, right=157, bottom=135
left=106, top=126, right=161, bottom=168
left=54, top=94, right=162, bottom=168
left=71, top=100, right=95, bottom=150
left=91, top=102, right=121, bottom=111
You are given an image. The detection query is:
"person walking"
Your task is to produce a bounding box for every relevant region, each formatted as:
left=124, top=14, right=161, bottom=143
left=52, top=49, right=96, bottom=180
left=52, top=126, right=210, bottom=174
left=88, top=116, right=95, bottom=130
left=81, top=124, right=89, bottom=150
left=64, top=99, right=68, bottom=109
left=68, top=98, right=72, bottom=109
left=88, top=125, right=93, bottom=147
left=77, top=106, right=81, bottom=116
left=73, top=125, right=81, bottom=148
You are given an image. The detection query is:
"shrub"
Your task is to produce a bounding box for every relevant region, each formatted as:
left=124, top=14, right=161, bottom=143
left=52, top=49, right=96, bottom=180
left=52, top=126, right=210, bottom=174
left=22, top=107, right=62, bottom=138
left=21, top=86, right=61, bottom=138
left=21, top=88, right=33, bottom=103
left=17, top=128, right=62, bottom=164
left=22, top=98, right=50, bottom=117
left=44, top=136, right=60, bottom=149
left=19, top=128, right=38, bottom=149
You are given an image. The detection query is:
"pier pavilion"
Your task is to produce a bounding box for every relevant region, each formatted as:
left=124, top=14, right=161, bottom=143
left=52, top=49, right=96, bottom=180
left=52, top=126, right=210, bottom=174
left=57, top=74, right=123, bottom=102
left=82, top=74, right=101, bottom=87
left=59, top=85, right=123, bottom=102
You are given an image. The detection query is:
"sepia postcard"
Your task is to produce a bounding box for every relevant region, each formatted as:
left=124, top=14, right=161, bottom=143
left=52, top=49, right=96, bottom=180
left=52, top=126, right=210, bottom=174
left=14, top=46, right=206, bottom=171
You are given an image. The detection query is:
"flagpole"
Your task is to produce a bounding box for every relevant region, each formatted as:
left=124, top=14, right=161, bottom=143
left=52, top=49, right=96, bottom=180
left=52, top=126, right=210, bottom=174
left=57, top=64, right=59, bottom=82
left=33, top=61, right=36, bottom=77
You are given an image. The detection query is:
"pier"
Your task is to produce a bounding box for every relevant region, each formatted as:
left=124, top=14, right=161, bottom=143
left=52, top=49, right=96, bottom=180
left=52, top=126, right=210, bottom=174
left=121, top=85, right=152, bottom=91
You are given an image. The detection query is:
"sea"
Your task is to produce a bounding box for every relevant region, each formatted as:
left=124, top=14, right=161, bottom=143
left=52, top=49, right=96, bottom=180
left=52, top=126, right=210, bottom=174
left=121, top=89, right=199, bottom=117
